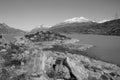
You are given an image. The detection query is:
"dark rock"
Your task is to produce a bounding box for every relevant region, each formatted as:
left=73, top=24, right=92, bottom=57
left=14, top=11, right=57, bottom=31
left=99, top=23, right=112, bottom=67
left=100, top=74, right=109, bottom=80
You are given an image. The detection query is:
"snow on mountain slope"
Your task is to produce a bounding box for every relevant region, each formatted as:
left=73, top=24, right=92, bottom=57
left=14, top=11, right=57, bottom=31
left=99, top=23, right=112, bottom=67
left=30, top=25, right=51, bottom=32
left=64, top=17, right=96, bottom=23
left=99, top=20, right=110, bottom=23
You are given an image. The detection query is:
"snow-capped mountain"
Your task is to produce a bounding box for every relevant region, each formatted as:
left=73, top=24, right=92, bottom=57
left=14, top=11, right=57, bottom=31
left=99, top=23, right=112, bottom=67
left=64, top=17, right=96, bottom=23
left=36, top=25, right=51, bottom=29
left=30, top=25, right=51, bottom=32
left=50, top=17, right=120, bottom=36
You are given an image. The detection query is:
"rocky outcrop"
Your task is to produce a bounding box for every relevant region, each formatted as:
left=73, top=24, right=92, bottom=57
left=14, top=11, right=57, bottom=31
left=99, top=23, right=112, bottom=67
left=0, top=31, right=120, bottom=80
left=25, top=31, right=71, bottom=42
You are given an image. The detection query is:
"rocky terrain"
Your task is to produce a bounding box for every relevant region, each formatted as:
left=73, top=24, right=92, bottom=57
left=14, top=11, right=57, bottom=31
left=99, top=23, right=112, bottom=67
left=0, top=31, right=120, bottom=80
left=25, top=31, right=71, bottom=42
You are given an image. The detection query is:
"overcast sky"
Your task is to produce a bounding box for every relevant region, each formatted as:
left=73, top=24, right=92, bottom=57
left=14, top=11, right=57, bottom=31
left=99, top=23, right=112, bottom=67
left=0, top=0, right=120, bottom=31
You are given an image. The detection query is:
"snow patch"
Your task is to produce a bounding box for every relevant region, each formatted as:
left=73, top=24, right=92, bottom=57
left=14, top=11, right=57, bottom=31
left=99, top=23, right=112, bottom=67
left=64, top=17, right=96, bottom=23
left=99, top=20, right=110, bottom=23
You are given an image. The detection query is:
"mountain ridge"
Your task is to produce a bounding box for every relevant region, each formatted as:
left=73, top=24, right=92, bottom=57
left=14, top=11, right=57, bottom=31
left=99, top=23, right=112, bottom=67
left=0, top=23, right=26, bottom=42
left=50, top=18, right=120, bottom=36
left=0, top=23, right=25, bottom=34
left=64, top=17, right=96, bottom=23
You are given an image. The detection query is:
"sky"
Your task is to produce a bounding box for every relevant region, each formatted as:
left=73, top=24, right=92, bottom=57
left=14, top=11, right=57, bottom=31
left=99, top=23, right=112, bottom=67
left=0, top=0, right=120, bottom=31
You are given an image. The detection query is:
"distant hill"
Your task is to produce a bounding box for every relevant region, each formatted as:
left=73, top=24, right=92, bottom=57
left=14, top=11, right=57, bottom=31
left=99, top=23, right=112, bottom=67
left=0, top=23, right=25, bottom=42
left=50, top=18, right=120, bottom=36
left=97, top=19, right=120, bottom=35
left=50, top=22, right=98, bottom=33
left=30, top=26, right=49, bottom=33
left=0, top=23, right=25, bottom=35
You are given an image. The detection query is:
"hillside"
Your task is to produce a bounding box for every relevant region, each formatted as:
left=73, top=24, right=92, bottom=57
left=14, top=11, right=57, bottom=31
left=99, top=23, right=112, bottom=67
left=0, top=23, right=26, bottom=42
left=50, top=18, right=120, bottom=36
left=50, top=21, right=98, bottom=34
left=0, top=23, right=25, bottom=35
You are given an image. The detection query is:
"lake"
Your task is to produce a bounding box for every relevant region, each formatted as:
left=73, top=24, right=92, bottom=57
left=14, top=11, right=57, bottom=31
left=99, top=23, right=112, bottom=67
left=67, top=34, right=120, bottom=66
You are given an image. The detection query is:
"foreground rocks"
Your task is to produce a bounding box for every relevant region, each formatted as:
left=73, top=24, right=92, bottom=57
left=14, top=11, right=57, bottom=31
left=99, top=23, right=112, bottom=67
left=0, top=31, right=120, bottom=80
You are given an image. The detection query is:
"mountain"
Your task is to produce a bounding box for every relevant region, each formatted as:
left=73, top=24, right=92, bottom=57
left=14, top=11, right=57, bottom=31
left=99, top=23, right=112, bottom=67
left=50, top=18, right=120, bottom=36
left=30, top=25, right=50, bottom=33
left=97, top=18, right=120, bottom=35
left=0, top=23, right=25, bottom=42
left=0, top=23, right=25, bottom=35
left=50, top=17, right=98, bottom=34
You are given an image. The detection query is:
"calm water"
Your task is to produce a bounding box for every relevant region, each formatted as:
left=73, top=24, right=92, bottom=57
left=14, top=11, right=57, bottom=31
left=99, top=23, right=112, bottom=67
left=67, top=34, right=120, bottom=66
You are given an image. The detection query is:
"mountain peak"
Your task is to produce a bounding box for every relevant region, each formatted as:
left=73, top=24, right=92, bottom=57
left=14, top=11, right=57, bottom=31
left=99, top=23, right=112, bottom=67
left=64, top=17, right=95, bottom=23
left=30, top=25, right=51, bottom=32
